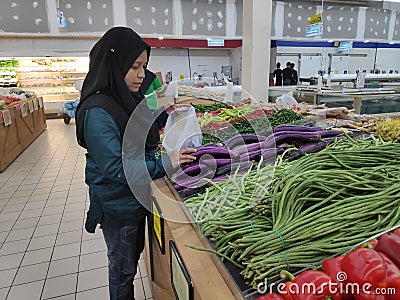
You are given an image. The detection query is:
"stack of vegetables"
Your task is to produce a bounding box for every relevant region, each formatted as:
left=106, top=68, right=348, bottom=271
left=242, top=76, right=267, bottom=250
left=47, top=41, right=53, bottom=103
left=183, top=135, right=400, bottom=290
left=171, top=125, right=342, bottom=197
left=193, top=102, right=302, bottom=145
left=377, top=119, right=400, bottom=142
left=259, top=228, right=400, bottom=299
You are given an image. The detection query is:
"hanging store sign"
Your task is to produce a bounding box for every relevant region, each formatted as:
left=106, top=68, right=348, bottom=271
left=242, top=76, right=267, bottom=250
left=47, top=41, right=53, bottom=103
left=310, top=13, right=322, bottom=25
left=57, top=9, right=67, bottom=29
left=306, top=23, right=323, bottom=37
left=207, top=39, right=225, bottom=47
left=170, top=240, right=193, bottom=300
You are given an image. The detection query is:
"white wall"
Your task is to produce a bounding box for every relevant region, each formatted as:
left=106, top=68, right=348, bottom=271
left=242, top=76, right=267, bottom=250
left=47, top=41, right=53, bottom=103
left=148, top=48, right=230, bottom=80
left=272, top=46, right=385, bottom=77
left=0, top=37, right=97, bottom=57
left=376, top=48, right=400, bottom=72
left=341, top=48, right=376, bottom=73
left=229, top=46, right=242, bottom=82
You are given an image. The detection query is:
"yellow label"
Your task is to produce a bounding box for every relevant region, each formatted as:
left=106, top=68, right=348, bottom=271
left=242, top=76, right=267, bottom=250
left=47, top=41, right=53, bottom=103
left=152, top=202, right=162, bottom=249
left=171, top=247, right=190, bottom=300
left=310, top=13, right=322, bottom=24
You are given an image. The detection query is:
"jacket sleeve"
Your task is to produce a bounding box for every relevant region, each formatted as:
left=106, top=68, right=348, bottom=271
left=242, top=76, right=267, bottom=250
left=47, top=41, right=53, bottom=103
left=84, top=107, right=173, bottom=185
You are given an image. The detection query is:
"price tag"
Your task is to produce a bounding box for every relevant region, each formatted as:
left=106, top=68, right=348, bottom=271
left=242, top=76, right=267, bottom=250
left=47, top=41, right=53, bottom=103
left=2, top=110, right=11, bottom=126
left=152, top=198, right=165, bottom=254
left=21, top=103, right=28, bottom=117
left=356, top=72, right=366, bottom=89
left=33, top=98, right=38, bottom=111
left=38, top=97, right=44, bottom=108
left=28, top=100, right=34, bottom=113
left=170, top=240, right=193, bottom=300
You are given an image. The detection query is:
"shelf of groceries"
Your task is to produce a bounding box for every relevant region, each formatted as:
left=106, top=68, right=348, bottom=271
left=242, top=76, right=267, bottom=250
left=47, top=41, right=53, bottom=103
left=0, top=57, right=88, bottom=113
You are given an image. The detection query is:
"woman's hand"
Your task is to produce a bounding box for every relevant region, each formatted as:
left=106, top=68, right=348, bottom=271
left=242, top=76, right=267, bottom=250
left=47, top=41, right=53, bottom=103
left=169, top=148, right=197, bottom=170
left=164, top=103, right=192, bottom=115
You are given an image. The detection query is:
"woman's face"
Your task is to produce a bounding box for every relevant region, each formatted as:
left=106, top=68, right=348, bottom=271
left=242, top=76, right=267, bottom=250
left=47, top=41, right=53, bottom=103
left=124, top=49, right=148, bottom=93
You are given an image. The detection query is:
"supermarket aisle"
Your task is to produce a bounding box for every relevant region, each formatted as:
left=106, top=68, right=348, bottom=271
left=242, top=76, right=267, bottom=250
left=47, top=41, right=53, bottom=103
left=0, top=120, right=152, bottom=300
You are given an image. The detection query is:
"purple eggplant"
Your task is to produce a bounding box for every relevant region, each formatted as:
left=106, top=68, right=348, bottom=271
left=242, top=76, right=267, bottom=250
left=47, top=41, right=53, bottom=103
left=263, top=131, right=321, bottom=149
left=260, top=147, right=285, bottom=158
left=299, top=140, right=328, bottom=154
left=232, top=142, right=263, bottom=155
left=215, top=161, right=252, bottom=177
left=284, top=150, right=304, bottom=162
left=191, top=146, right=238, bottom=160
left=175, top=163, right=204, bottom=178
left=199, top=158, right=232, bottom=167
left=224, top=134, right=267, bottom=149
left=322, top=136, right=343, bottom=144
left=273, top=124, right=322, bottom=133
left=240, top=149, right=261, bottom=162
left=173, top=171, right=214, bottom=191
left=207, top=175, right=229, bottom=186
left=317, top=130, right=343, bottom=138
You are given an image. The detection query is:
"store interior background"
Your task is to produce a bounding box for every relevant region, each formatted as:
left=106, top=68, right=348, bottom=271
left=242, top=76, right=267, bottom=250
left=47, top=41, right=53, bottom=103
left=1, top=0, right=400, bottom=95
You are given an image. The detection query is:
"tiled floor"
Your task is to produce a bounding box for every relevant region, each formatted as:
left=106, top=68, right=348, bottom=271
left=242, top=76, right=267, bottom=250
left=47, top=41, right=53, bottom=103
left=0, top=120, right=152, bottom=300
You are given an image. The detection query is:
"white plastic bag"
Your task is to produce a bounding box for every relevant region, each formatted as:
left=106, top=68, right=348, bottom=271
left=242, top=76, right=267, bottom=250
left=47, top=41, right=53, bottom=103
left=276, top=91, right=298, bottom=108
left=162, top=106, right=202, bottom=152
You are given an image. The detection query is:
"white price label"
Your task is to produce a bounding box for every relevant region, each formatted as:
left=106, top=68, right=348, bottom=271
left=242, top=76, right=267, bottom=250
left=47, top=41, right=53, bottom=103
left=38, top=97, right=44, bottom=108
left=1, top=110, right=11, bottom=126
left=28, top=101, right=34, bottom=113
left=33, top=99, right=38, bottom=111
left=21, top=103, right=28, bottom=117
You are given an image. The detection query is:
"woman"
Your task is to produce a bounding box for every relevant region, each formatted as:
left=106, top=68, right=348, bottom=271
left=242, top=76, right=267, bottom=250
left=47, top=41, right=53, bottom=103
left=75, top=27, right=196, bottom=300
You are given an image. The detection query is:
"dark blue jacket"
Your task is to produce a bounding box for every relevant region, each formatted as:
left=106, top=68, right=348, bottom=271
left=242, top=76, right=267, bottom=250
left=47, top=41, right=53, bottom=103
left=83, top=106, right=173, bottom=233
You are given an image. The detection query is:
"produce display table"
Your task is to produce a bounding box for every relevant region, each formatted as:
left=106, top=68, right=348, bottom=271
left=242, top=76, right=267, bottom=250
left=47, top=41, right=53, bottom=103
left=157, top=96, right=219, bottom=107
left=143, top=98, right=400, bottom=300
left=269, top=86, right=400, bottom=114
left=144, top=178, right=243, bottom=300
left=0, top=97, right=47, bottom=172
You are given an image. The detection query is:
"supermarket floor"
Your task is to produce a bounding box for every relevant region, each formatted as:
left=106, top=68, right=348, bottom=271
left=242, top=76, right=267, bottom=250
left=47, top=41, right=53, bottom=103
left=0, top=120, right=152, bottom=300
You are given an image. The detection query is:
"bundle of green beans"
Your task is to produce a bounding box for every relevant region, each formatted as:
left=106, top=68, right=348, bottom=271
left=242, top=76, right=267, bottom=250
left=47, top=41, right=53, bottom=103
left=191, top=103, right=229, bottom=113
left=184, top=135, right=400, bottom=289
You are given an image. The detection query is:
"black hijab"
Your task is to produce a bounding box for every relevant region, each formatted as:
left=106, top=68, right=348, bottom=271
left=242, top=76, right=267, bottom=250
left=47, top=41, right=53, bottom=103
left=76, top=27, right=160, bottom=150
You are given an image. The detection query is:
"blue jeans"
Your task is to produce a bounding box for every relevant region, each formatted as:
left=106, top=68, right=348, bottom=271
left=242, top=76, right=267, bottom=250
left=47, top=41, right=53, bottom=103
left=102, top=219, right=146, bottom=300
